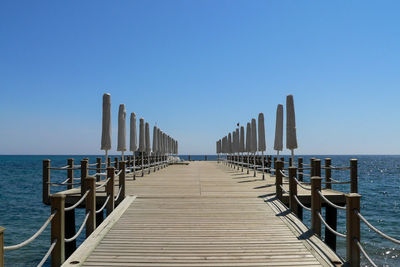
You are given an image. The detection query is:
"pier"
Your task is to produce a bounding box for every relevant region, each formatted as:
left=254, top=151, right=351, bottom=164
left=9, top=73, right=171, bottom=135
left=1, top=155, right=373, bottom=266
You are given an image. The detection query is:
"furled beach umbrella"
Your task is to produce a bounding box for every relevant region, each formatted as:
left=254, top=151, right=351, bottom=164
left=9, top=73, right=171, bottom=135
left=139, top=118, right=145, bottom=176
left=274, top=104, right=284, bottom=156
left=152, top=126, right=158, bottom=170
left=286, top=95, right=298, bottom=165
left=235, top=128, right=240, bottom=169
left=240, top=126, right=245, bottom=171
left=239, top=126, right=245, bottom=153
left=117, top=104, right=127, bottom=160
left=145, top=122, right=151, bottom=174
left=228, top=133, right=232, bottom=165
left=101, top=93, right=111, bottom=166
left=246, top=122, right=251, bottom=174
left=251, top=118, right=257, bottom=176
left=258, top=113, right=266, bottom=179
left=129, top=112, right=137, bottom=179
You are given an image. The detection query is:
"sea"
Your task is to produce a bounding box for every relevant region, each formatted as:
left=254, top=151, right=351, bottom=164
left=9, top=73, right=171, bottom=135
left=1, top=155, right=399, bottom=266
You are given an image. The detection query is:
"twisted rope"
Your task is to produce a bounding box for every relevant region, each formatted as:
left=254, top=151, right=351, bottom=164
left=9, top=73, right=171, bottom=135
left=294, top=177, right=312, bottom=190
left=96, top=178, right=110, bottom=190
left=96, top=196, right=110, bottom=214
left=64, top=190, right=90, bottom=211
left=279, top=184, right=289, bottom=194
left=37, top=239, right=57, bottom=267
left=355, top=238, right=377, bottom=267
left=293, top=195, right=311, bottom=211
left=355, top=210, right=400, bottom=245
left=65, top=212, right=90, bottom=243
left=317, top=190, right=346, bottom=210
left=4, top=212, right=56, bottom=250
left=279, top=170, right=288, bottom=178
left=317, top=212, right=346, bottom=238
left=114, top=186, right=123, bottom=201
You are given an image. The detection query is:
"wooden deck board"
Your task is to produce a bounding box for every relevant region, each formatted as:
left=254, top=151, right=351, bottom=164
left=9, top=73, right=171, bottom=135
left=64, top=161, right=342, bottom=267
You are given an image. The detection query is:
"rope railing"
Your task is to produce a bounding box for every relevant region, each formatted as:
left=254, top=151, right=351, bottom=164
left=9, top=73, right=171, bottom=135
left=64, top=190, right=90, bottom=211
left=317, top=212, right=346, bottom=238
left=4, top=212, right=56, bottom=251
left=114, top=186, right=123, bottom=201
left=355, top=210, right=400, bottom=245
left=37, top=239, right=57, bottom=267
left=95, top=178, right=110, bottom=190
left=88, top=167, right=107, bottom=171
left=65, top=211, right=90, bottom=243
left=293, top=195, right=311, bottom=211
left=326, top=165, right=351, bottom=170
left=96, top=196, right=110, bottom=214
left=48, top=182, right=81, bottom=186
left=279, top=184, right=289, bottom=195
left=49, top=167, right=80, bottom=170
left=279, top=169, right=288, bottom=178
left=355, top=238, right=378, bottom=267
left=115, top=169, right=123, bottom=177
left=294, top=177, right=312, bottom=190
left=298, top=172, right=311, bottom=177
left=322, top=180, right=351, bottom=185
left=317, top=190, right=346, bottom=210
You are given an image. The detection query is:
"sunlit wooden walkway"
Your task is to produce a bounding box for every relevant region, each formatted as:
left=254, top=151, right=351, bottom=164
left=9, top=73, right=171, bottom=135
left=64, top=161, right=341, bottom=267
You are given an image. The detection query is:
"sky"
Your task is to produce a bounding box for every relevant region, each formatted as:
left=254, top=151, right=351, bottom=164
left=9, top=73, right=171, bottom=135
left=1, top=0, right=400, bottom=155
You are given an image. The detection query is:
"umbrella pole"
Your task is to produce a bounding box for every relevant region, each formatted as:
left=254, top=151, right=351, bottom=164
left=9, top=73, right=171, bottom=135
left=141, top=153, right=144, bottom=177
left=247, top=153, right=250, bottom=174
left=253, top=153, right=256, bottom=177
left=105, top=150, right=108, bottom=167
left=262, top=151, right=265, bottom=180
left=133, top=154, right=136, bottom=180
left=291, top=149, right=294, bottom=167
left=148, top=155, right=151, bottom=174
left=121, top=151, right=124, bottom=162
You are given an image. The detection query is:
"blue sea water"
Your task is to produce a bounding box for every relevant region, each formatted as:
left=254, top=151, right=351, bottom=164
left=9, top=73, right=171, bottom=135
left=0, top=155, right=399, bottom=266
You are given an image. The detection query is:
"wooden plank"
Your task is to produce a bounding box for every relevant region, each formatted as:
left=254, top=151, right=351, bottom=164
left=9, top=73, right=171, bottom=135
left=62, top=161, right=343, bottom=267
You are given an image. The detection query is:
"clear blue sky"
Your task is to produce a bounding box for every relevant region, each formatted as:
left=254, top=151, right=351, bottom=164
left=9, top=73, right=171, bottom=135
left=1, top=1, right=400, bottom=155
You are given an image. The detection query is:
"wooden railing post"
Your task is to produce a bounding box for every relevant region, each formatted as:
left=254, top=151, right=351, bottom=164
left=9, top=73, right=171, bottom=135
left=51, top=194, right=65, bottom=267
left=80, top=160, right=88, bottom=197
left=275, top=161, right=283, bottom=200
left=67, top=159, right=74, bottom=190
left=288, top=167, right=298, bottom=217
left=114, top=157, right=119, bottom=169
left=119, top=161, right=126, bottom=201
left=346, top=193, right=361, bottom=267
left=310, top=158, right=315, bottom=177
left=311, top=176, right=322, bottom=237
left=96, top=158, right=102, bottom=182
left=43, top=159, right=51, bottom=205
left=325, top=158, right=332, bottom=189
left=350, top=159, right=358, bottom=193
left=0, top=227, right=4, bottom=267
left=298, top=157, right=303, bottom=181
left=314, top=159, right=321, bottom=177
left=85, top=176, right=96, bottom=238
left=107, top=157, right=111, bottom=168
left=106, top=167, right=115, bottom=216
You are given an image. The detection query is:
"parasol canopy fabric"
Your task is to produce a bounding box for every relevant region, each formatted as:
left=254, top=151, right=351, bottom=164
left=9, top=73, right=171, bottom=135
left=251, top=118, right=257, bottom=153
left=101, top=93, right=112, bottom=150
left=139, top=118, right=145, bottom=152
left=117, top=104, right=126, bottom=152
left=286, top=95, right=298, bottom=150
left=228, top=133, right=232, bottom=154
left=152, top=126, right=158, bottom=153
left=246, top=123, right=251, bottom=153
left=239, top=126, right=245, bottom=153
left=258, top=113, right=266, bottom=152
left=129, top=112, right=137, bottom=152
left=274, top=104, right=284, bottom=151
left=145, top=122, right=151, bottom=154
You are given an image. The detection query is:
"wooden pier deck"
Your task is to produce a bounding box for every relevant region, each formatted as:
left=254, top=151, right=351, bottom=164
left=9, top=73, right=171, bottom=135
left=63, top=161, right=342, bottom=267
